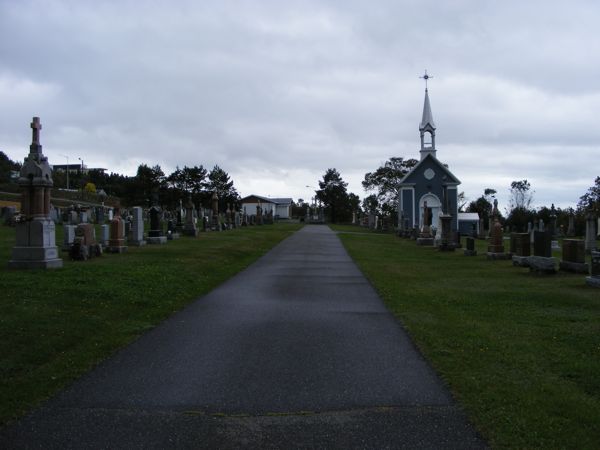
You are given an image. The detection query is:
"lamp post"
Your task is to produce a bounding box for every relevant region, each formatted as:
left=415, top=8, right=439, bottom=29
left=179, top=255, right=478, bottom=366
left=60, top=154, right=69, bottom=189
left=78, top=157, right=84, bottom=172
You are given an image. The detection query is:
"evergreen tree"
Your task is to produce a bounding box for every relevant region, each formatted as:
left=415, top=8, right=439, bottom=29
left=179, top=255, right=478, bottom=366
left=316, top=168, right=354, bottom=223
left=204, top=165, right=240, bottom=211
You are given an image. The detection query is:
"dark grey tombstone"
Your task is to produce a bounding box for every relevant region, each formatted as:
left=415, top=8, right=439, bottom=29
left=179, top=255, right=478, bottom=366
left=149, top=207, right=162, bottom=237
left=586, top=251, right=600, bottom=287
left=533, top=231, right=551, bottom=257
left=560, top=239, right=588, bottom=273
left=464, top=237, right=477, bottom=256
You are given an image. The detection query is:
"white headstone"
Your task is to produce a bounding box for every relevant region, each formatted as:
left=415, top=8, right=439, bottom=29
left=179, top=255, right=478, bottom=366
left=129, top=207, right=146, bottom=246
left=100, top=224, right=110, bottom=245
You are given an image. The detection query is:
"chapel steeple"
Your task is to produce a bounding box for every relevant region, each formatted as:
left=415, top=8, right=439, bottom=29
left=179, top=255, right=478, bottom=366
left=419, top=70, right=436, bottom=160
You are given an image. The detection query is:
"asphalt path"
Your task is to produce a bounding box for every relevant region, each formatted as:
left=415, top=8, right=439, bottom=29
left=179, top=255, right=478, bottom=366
left=1, top=225, right=486, bottom=449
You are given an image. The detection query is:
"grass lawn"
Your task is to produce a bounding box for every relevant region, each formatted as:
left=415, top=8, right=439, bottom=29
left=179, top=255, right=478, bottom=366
left=0, top=221, right=302, bottom=425
left=331, top=224, right=600, bottom=449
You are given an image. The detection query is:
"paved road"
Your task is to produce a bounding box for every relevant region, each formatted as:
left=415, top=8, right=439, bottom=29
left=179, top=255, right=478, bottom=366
left=1, top=225, right=486, bottom=449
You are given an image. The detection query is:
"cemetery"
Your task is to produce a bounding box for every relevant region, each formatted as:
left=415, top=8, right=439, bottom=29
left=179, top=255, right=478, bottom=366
left=1, top=98, right=598, bottom=449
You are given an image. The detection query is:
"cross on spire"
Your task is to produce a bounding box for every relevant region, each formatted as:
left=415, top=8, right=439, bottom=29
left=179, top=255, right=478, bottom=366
left=420, top=70, right=433, bottom=90
left=31, top=117, right=42, bottom=146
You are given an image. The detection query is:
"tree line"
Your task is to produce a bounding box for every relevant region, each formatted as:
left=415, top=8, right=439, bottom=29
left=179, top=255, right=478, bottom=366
left=1, top=151, right=239, bottom=211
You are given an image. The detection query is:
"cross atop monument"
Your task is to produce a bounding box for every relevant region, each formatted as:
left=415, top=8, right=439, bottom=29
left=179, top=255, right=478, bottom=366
left=29, top=116, right=43, bottom=154
left=420, top=70, right=433, bottom=90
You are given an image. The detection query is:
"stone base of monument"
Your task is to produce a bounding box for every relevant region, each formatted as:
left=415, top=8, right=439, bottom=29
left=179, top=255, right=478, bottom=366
left=167, top=232, right=180, bottom=240
left=9, top=246, right=63, bottom=269
left=551, top=240, right=561, bottom=251
left=438, top=242, right=455, bottom=252
left=486, top=252, right=510, bottom=260
left=416, top=237, right=434, bottom=246
left=129, top=239, right=147, bottom=247
left=183, top=228, right=198, bottom=237
left=585, top=276, right=600, bottom=288
left=106, top=245, right=127, bottom=253
left=527, top=256, right=557, bottom=274
left=147, top=236, right=167, bottom=244
left=559, top=260, right=589, bottom=274
left=512, top=255, right=530, bottom=267
left=464, top=249, right=477, bottom=256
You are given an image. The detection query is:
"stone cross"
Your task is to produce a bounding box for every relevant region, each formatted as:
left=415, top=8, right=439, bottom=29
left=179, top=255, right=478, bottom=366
left=31, top=117, right=42, bottom=144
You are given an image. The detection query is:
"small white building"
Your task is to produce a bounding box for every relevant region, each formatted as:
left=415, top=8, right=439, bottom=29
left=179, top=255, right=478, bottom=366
left=458, top=212, right=481, bottom=236
left=240, top=195, right=293, bottom=219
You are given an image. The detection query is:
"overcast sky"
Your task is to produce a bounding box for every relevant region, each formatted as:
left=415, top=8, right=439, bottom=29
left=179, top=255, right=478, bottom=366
left=1, top=0, right=598, bottom=210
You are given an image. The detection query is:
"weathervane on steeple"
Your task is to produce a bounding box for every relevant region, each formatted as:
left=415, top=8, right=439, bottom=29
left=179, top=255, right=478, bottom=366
left=420, top=70, right=433, bottom=90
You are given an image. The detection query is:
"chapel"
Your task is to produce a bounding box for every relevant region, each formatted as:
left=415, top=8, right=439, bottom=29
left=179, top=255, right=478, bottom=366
left=398, top=80, right=461, bottom=232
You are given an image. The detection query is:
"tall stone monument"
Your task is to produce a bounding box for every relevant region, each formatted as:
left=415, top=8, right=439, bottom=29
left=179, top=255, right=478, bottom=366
left=416, top=201, right=434, bottom=246
left=182, top=195, right=198, bottom=237
left=9, top=117, right=63, bottom=269
left=211, top=192, right=220, bottom=230
left=486, top=199, right=508, bottom=259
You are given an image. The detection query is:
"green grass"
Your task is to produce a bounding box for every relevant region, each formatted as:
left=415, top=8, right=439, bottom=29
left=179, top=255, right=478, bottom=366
left=0, top=222, right=302, bottom=425
left=331, top=225, right=600, bottom=449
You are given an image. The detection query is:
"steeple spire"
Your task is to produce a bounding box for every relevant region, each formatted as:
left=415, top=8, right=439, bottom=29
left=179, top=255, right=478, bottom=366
left=420, top=88, right=436, bottom=130
left=418, top=70, right=437, bottom=160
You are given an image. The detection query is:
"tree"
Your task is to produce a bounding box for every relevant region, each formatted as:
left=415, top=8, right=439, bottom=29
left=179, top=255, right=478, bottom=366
left=577, top=176, right=600, bottom=215
left=0, top=151, right=21, bottom=183
left=505, top=180, right=535, bottom=232
left=362, top=194, right=379, bottom=215
left=466, top=188, right=497, bottom=226
left=316, top=168, right=353, bottom=223
left=204, top=165, right=240, bottom=211
left=508, top=179, right=534, bottom=211
left=362, top=157, right=417, bottom=217
left=133, top=164, right=165, bottom=205
left=457, top=191, right=468, bottom=212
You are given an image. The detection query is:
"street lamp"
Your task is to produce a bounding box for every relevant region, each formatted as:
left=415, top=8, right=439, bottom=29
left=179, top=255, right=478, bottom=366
left=60, top=154, right=69, bottom=189
left=78, top=157, right=84, bottom=172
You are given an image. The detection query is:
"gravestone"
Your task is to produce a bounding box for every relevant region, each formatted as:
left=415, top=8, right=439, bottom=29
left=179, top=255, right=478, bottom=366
left=212, top=192, right=220, bottom=230
left=148, top=204, right=167, bottom=244
left=69, top=210, right=78, bottom=225
left=511, top=233, right=531, bottom=267
left=100, top=224, right=110, bottom=246
left=9, top=117, right=62, bottom=269
left=106, top=208, right=127, bottom=253
left=549, top=204, right=557, bottom=238
left=585, top=213, right=597, bottom=254
left=438, top=214, right=454, bottom=251
left=566, top=214, right=575, bottom=237
left=166, top=219, right=179, bottom=240
left=585, top=251, right=600, bottom=288
left=486, top=200, right=508, bottom=259
left=129, top=206, right=146, bottom=246
left=528, top=231, right=556, bottom=274
left=3, top=206, right=17, bottom=226
left=416, top=201, right=434, bottom=246
left=183, top=195, right=198, bottom=237
left=96, top=206, right=105, bottom=224
left=559, top=239, right=588, bottom=273
left=464, top=237, right=477, bottom=256
left=63, top=225, right=76, bottom=251
left=79, top=211, right=88, bottom=223
left=108, top=209, right=114, bottom=221
left=70, top=223, right=102, bottom=260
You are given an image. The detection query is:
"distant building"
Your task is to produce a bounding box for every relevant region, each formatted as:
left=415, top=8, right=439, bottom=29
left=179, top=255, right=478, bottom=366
left=240, top=195, right=293, bottom=219
left=458, top=212, right=481, bottom=236
left=51, top=164, right=106, bottom=174
left=398, top=85, right=461, bottom=232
